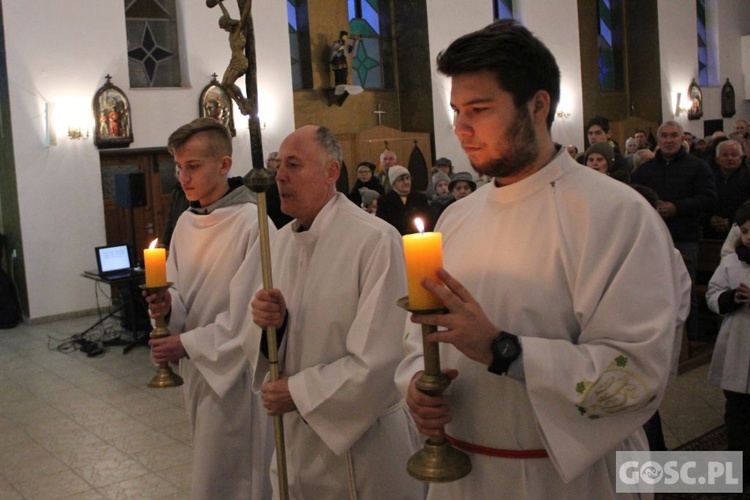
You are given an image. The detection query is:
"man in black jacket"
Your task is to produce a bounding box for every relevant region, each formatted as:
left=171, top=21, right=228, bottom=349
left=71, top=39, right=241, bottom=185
left=632, top=120, right=716, bottom=340
left=703, top=140, right=750, bottom=240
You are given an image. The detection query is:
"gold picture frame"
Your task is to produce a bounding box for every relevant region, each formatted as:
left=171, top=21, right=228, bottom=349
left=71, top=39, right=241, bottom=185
left=92, top=75, right=134, bottom=149
left=687, top=78, right=703, bottom=121
left=199, top=74, right=236, bottom=137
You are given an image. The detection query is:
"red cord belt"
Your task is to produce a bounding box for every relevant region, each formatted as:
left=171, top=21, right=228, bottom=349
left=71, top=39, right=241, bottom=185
left=445, top=434, right=549, bottom=459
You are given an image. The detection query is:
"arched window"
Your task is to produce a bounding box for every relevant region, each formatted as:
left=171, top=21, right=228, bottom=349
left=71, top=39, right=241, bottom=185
left=348, top=0, right=384, bottom=89
left=125, top=0, right=182, bottom=88
left=288, top=0, right=313, bottom=90
left=493, top=0, right=513, bottom=20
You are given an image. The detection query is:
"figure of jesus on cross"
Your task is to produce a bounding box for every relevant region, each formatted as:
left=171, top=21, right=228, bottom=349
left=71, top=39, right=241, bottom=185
left=208, top=0, right=253, bottom=115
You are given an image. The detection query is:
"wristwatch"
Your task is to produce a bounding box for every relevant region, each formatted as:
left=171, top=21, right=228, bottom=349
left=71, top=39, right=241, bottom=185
left=488, top=331, right=521, bottom=375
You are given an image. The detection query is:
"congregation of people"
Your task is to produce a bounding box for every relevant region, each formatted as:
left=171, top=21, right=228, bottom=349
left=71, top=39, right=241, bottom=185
left=147, top=19, right=748, bottom=500
left=569, top=114, right=750, bottom=482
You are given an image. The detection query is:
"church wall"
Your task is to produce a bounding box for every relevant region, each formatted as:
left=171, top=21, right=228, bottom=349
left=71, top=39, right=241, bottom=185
left=712, top=0, right=750, bottom=129
left=426, top=0, right=493, bottom=175
left=658, top=0, right=750, bottom=140
left=2, top=1, right=294, bottom=319
left=518, top=0, right=585, bottom=153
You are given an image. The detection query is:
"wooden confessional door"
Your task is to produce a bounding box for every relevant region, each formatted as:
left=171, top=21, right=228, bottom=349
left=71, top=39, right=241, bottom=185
left=99, top=149, right=177, bottom=265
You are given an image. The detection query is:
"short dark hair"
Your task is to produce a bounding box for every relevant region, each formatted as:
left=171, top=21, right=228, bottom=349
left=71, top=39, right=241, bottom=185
left=735, top=200, right=750, bottom=226
left=586, top=116, right=610, bottom=133
left=436, top=20, right=560, bottom=130
left=168, top=117, right=232, bottom=158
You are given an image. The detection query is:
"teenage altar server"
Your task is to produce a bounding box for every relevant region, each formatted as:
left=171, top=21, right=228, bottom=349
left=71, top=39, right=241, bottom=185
left=245, top=125, right=424, bottom=499
left=146, top=118, right=273, bottom=499
left=395, top=21, right=690, bottom=499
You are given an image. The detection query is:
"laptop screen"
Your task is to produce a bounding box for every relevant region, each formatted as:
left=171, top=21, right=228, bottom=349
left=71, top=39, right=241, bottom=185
left=96, top=244, right=132, bottom=274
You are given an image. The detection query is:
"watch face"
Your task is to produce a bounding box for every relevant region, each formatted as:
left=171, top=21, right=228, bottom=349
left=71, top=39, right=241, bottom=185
left=497, top=338, right=518, bottom=358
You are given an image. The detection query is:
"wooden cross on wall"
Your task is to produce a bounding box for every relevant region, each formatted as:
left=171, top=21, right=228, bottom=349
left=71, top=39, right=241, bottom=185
left=373, top=102, right=386, bottom=126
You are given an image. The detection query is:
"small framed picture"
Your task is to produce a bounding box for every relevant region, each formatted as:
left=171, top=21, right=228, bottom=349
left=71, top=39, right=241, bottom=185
left=92, top=75, right=134, bottom=149
left=687, top=78, right=703, bottom=121
left=721, top=78, right=736, bottom=118
left=199, top=75, right=236, bottom=137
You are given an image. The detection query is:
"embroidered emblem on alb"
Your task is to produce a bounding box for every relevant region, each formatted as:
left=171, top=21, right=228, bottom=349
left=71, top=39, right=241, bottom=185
left=575, top=356, right=655, bottom=419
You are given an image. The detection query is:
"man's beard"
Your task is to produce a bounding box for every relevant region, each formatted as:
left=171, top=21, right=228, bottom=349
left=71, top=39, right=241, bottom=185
left=471, top=105, right=539, bottom=179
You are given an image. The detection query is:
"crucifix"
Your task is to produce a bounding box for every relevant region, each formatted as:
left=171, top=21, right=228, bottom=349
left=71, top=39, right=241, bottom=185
left=373, top=102, right=386, bottom=126
left=207, top=2, right=288, bottom=499
left=206, top=0, right=263, bottom=169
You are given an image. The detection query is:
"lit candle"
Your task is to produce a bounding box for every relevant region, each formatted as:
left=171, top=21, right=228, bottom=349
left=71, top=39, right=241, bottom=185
left=402, top=218, right=444, bottom=310
left=144, top=238, right=167, bottom=287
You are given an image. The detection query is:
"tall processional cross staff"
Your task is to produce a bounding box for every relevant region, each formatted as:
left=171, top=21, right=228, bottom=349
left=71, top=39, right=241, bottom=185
left=206, top=1, right=289, bottom=498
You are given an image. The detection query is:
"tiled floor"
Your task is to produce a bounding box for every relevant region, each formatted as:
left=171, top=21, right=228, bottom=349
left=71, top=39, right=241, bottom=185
left=0, top=314, right=725, bottom=499
left=660, top=361, right=726, bottom=451
left=0, top=315, right=192, bottom=499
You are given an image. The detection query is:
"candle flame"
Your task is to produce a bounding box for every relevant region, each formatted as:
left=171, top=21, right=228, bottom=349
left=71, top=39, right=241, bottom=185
left=148, top=238, right=159, bottom=250
left=414, top=218, right=425, bottom=233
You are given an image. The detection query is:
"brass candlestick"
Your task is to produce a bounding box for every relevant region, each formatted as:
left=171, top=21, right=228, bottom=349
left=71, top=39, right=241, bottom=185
left=398, top=297, right=471, bottom=483
left=141, top=283, right=184, bottom=389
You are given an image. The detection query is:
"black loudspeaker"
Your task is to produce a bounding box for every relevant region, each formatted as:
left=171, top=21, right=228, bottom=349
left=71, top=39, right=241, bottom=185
left=118, top=282, right=152, bottom=334
left=114, top=172, right=147, bottom=208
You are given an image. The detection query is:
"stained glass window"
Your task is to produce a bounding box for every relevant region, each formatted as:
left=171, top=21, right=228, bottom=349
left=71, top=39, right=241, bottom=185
left=288, top=0, right=312, bottom=90
left=493, top=0, right=513, bottom=20
left=348, top=0, right=383, bottom=89
left=125, top=0, right=182, bottom=88
left=696, top=0, right=708, bottom=87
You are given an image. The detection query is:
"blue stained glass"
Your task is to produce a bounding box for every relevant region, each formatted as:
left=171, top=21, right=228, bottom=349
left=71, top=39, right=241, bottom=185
left=360, top=1, right=379, bottom=34
left=352, top=38, right=382, bottom=88
left=498, top=4, right=512, bottom=19
left=697, top=22, right=706, bottom=40
left=599, top=20, right=612, bottom=45
left=696, top=0, right=708, bottom=86
left=349, top=0, right=380, bottom=35
left=350, top=18, right=377, bottom=37
left=287, top=1, right=297, bottom=31
left=347, top=0, right=383, bottom=89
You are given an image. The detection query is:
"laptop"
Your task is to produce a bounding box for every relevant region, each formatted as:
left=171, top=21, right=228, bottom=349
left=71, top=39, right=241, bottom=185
left=85, top=244, right=142, bottom=281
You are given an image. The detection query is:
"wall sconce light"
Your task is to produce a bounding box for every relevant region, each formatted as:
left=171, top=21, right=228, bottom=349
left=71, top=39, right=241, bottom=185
left=67, top=126, right=89, bottom=140
left=674, top=92, right=689, bottom=116
left=44, top=102, right=57, bottom=147
left=556, top=110, right=571, bottom=119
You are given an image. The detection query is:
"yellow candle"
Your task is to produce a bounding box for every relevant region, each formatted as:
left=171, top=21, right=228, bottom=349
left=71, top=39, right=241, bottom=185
left=144, top=238, right=167, bottom=287
left=403, top=218, right=443, bottom=310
